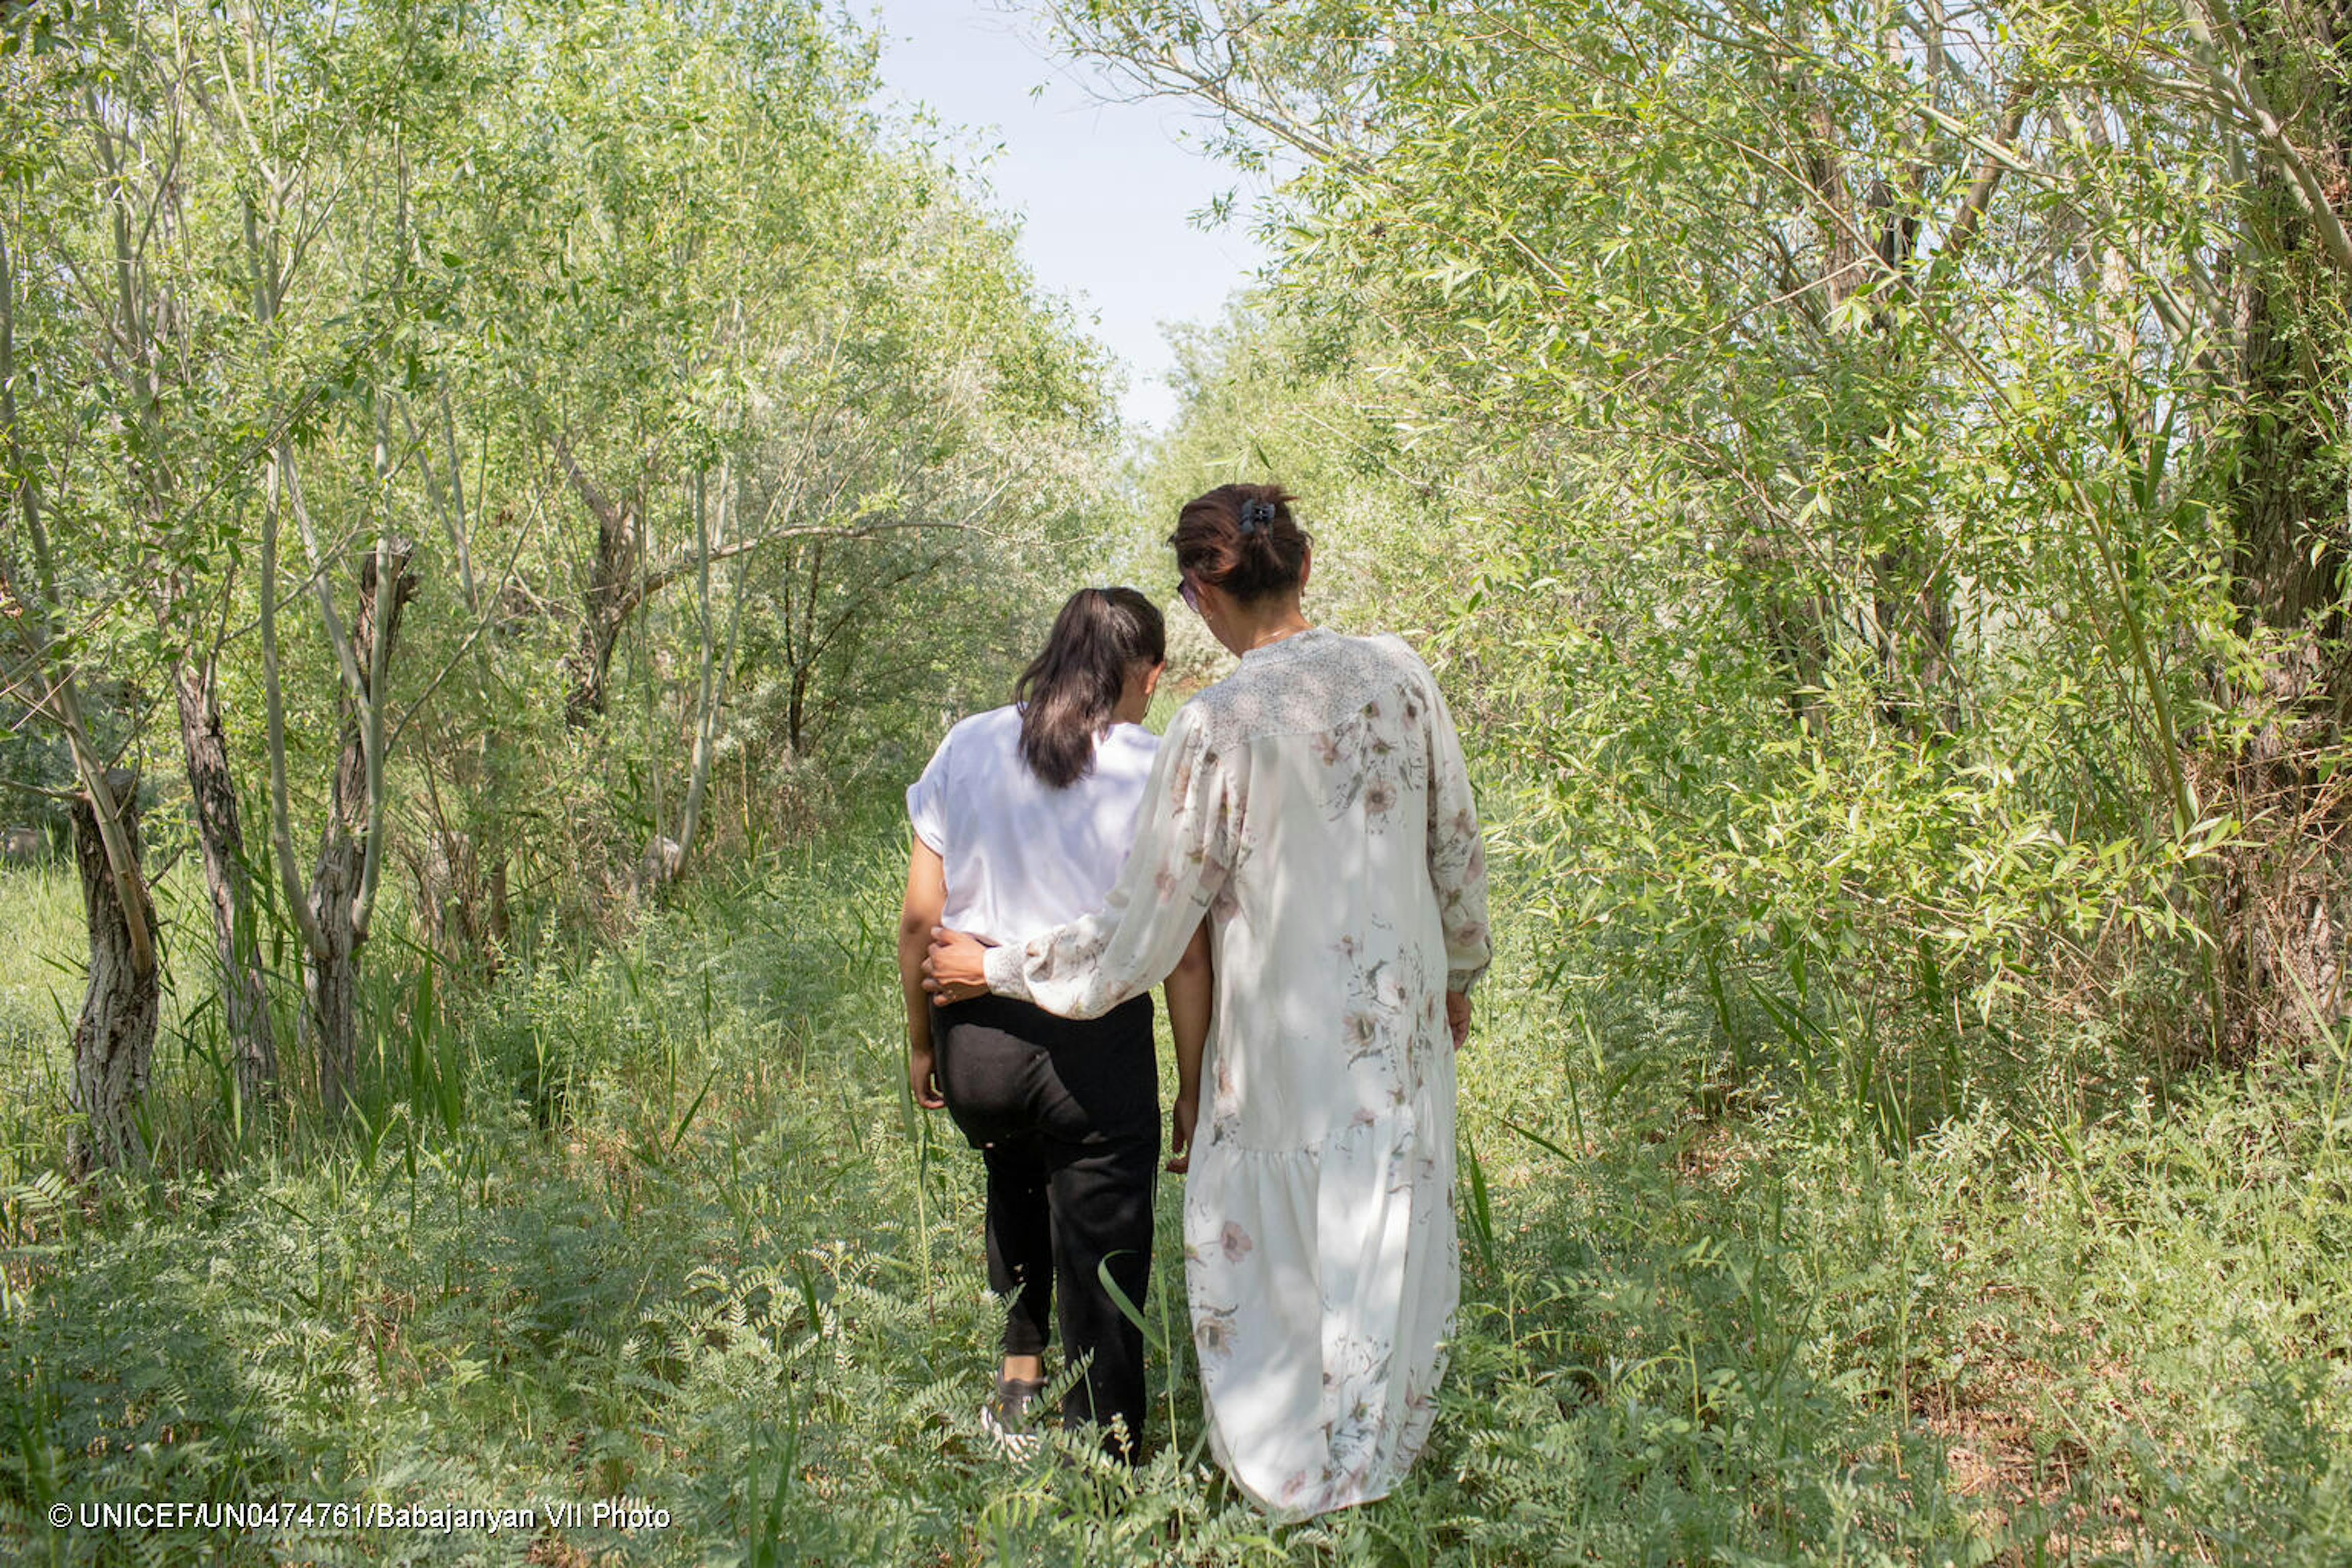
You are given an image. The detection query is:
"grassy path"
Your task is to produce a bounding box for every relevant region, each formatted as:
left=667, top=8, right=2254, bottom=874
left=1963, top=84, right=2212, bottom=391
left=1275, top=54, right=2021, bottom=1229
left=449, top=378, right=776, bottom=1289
left=1, top=830, right=2347, bottom=1564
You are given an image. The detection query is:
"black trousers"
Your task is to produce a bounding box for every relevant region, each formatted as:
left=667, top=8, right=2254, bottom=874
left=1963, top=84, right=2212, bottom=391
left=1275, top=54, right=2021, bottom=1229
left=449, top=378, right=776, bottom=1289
left=933, top=992, right=1158, bottom=1453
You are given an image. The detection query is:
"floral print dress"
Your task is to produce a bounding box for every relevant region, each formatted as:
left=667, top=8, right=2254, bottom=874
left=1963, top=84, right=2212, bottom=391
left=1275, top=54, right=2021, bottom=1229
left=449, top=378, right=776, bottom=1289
left=982, top=627, right=1491, bottom=1519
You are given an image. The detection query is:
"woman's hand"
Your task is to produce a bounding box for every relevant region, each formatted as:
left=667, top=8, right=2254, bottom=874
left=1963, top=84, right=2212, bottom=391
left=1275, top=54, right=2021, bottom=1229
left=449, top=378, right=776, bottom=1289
left=922, top=926, right=991, bottom=1003
left=1446, top=990, right=1472, bottom=1050
left=908, top=1043, right=945, bottom=1110
left=1166, top=1092, right=1198, bottom=1174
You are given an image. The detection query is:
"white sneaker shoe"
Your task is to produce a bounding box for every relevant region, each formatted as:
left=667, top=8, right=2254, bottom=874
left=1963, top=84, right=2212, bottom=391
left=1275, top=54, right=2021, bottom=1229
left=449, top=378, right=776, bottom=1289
left=980, top=1375, right=1047, bottom=1457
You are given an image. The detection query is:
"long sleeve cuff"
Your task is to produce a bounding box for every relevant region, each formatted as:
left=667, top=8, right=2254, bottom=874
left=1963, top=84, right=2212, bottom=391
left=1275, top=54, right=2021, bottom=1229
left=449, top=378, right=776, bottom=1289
left=984, top=941, right=1034, bottom=1003
left=1447, top=964, right=1487, bottom=996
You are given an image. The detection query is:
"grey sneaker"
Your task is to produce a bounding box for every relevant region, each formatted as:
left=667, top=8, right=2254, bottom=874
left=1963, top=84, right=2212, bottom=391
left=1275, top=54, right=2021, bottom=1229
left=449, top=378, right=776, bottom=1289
left=980, top=1375, right=1048, bottom=1457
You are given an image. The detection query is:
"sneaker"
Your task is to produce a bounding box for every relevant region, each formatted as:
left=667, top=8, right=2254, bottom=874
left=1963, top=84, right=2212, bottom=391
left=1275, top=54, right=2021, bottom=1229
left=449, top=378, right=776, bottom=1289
left=981, top=1375, right=1048, bottom=1457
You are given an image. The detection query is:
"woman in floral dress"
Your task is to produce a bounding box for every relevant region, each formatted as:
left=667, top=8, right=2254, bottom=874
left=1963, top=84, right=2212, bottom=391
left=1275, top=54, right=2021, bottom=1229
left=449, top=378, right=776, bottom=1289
left=927, top=483, right=1490, bottom=1519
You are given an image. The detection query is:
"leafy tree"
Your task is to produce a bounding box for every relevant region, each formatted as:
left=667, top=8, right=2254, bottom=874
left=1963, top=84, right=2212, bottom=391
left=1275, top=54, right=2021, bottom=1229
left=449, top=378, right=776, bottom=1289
left=2, top=0, right=1114, bottom=1145
left=1068, top=0, right=2345, bottom=1072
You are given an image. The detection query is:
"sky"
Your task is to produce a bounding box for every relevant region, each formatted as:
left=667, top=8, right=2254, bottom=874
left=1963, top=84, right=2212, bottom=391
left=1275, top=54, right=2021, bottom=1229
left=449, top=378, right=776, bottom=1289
left=862, top=0, right=1268, bottom=432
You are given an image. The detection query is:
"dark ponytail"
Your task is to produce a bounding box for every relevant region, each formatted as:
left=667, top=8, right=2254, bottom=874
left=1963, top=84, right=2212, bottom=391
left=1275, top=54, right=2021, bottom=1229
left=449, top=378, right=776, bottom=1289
left=1014, top=586, right=1167, bottom=789
left=1170, top=483, right=1310, bottom=603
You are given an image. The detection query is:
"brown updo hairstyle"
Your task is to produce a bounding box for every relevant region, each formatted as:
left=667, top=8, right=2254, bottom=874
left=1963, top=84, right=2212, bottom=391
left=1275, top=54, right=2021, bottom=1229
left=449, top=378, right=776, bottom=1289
left=1170, top=483, right=1311, bottom=604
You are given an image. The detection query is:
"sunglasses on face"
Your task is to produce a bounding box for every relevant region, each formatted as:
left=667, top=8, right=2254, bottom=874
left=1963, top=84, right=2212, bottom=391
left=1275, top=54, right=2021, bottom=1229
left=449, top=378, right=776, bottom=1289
left=1178, top=576, right=1200, bottom=613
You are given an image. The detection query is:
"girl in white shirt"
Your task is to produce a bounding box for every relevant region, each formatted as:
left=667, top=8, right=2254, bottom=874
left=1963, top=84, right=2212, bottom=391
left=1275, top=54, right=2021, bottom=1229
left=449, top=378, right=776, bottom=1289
left=894, top=586, right=1211, bottom=1460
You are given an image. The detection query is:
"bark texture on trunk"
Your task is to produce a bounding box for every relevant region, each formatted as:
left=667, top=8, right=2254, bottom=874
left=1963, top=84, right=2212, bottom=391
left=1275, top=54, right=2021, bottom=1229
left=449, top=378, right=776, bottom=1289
left=67, top=769, right=159, bottom=1175
left=552, top=438, right=646, bottom=727
left=175, top=656, right=275, bottom=1105
left=2213, top=11, right=2352, bottom=1055
left=400, top=824, right=509, bottom=978
left=306, top=543, right=419, bottom=1110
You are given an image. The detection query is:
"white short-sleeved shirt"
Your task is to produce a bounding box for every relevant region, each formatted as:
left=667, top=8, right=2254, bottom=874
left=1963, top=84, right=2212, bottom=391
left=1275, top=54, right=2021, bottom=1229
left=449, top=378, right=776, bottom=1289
left=905, top=704, right=1160, bottom=948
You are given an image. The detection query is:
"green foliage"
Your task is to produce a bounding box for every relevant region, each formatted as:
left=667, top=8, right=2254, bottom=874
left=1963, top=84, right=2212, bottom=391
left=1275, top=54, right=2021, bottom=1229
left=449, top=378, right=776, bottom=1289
left=7, top=0, right=2352, bottom=1559
left=1, top=0, right=1121, bottom=1095
left=1072, top=0, right=2340, bottom=1077
left=4, top=834, right=2348, bottom=1563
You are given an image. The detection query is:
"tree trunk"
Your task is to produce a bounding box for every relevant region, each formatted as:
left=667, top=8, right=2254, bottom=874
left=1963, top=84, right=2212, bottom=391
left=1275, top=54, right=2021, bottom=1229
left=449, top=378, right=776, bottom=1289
left=1788, top=34, right=1959, bottom=737
left=786, top=662, right=810, bottom=756
left=565, top=530, right=641, bottom=724
left=2213, top=9, right=2352, bottom=1055
left=174, top=656, right=275, bottom=1106
left=401, top=821, right=509, bottom=978
left=306, top=542, right=419, bottom=1110
left=67, top=769, right=159, bottom=1175
left=487, top=856, right=511, bottom=951
left=651, top=462, right=744, bottom=888
left=551, top=436, right=646, bottom=726
left=1867, top=189, right=1958, bottom=740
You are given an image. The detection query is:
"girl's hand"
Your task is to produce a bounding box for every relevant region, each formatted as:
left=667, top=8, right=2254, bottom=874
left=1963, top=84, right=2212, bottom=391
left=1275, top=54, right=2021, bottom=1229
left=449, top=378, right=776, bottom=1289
left=1446, top=990, right=1472, bottom=1050
left=922, top=926, right=991, bottom=1003
left=1166, top=1092, right=1198, bottom=1174
left=908, top=1044, right=945, bottom=1110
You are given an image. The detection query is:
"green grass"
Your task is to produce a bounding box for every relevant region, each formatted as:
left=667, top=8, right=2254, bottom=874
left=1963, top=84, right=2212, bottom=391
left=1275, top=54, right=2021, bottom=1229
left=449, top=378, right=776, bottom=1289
left=1, top=830, right=2348, bottom=1564
left=0, top=862, right=83, bottom=1170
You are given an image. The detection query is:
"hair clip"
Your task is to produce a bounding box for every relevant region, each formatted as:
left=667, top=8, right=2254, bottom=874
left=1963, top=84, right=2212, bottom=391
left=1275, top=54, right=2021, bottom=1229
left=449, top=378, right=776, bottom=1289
left=1239, top=498, right=1276, bottom=535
